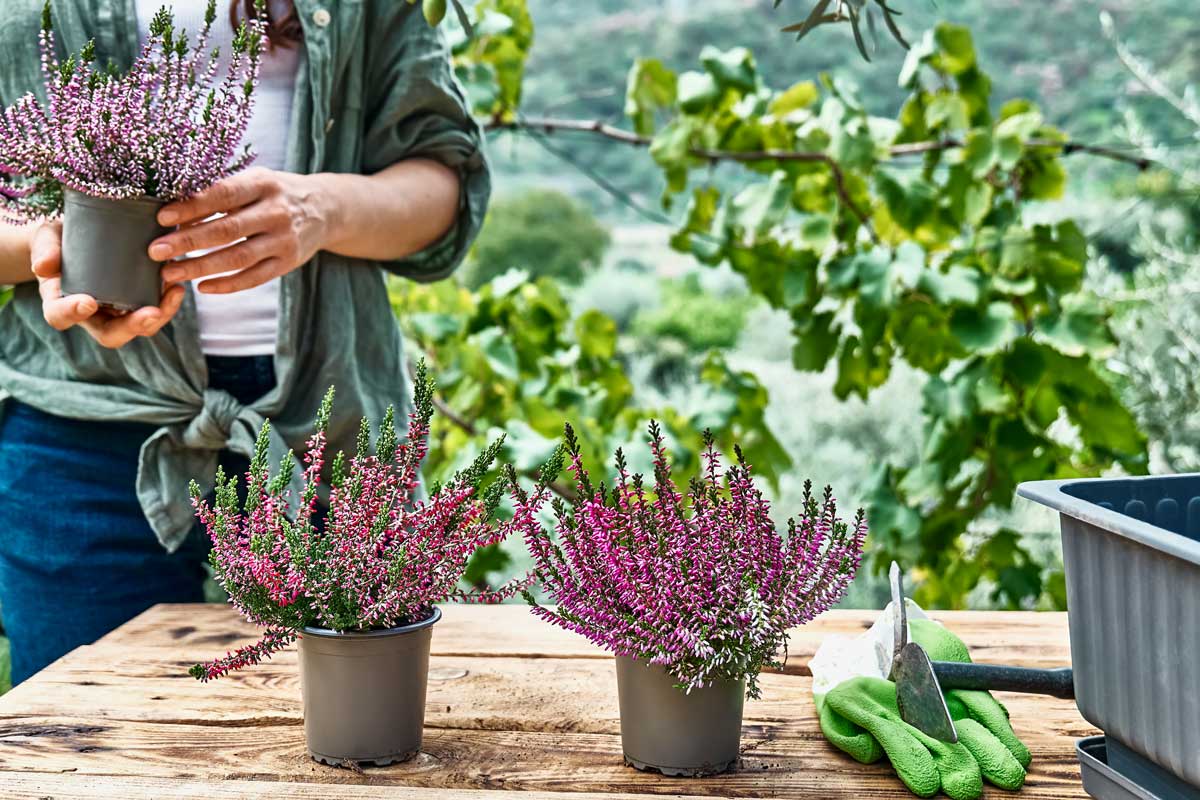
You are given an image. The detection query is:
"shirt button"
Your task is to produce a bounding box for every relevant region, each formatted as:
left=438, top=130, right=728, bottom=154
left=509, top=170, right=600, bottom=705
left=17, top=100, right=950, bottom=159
left=312, top=8, right=332, bottom=27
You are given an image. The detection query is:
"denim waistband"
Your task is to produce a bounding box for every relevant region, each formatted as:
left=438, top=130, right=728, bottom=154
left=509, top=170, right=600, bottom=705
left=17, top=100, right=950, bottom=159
left=205, top=355, right=277, bottom=407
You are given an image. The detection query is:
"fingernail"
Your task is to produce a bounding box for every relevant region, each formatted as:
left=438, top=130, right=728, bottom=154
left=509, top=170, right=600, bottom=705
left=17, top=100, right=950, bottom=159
left=159, top=210, right=178, bottom=226
left=76, top=298, right=96, bottom=315
left=150, top=243, right=172, bottom=261
left=141, top=315, right=160, bottom=332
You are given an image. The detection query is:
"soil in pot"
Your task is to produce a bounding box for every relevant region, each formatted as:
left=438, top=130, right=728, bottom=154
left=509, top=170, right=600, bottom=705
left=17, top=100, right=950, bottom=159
left=298, top=607, right=441, bottom=766
left=60, top=189, right=168, bottom=312
left=614, top=655, right=745, bottom=777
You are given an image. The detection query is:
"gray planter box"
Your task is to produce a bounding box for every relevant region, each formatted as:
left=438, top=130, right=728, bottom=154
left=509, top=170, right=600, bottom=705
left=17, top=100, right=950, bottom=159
left=1019, top=476, right=1200, bottom=790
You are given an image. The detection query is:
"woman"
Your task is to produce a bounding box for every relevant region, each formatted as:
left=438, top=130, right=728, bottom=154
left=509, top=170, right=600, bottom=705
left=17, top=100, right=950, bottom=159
left=0, top=0, right=489, bottom=685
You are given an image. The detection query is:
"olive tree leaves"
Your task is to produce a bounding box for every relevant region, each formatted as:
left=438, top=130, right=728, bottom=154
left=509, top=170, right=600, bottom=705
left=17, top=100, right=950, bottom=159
left=778, top=0, right=913, bottom=60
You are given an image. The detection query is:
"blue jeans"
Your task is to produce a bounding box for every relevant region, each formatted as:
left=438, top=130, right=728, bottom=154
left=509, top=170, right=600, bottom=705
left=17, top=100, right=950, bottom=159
left=0, top=355, right=276, bottom=685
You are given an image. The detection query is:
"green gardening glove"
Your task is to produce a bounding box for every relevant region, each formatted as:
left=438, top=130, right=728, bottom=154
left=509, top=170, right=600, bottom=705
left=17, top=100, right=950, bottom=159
left=814, top=619, right=1030, bottom=799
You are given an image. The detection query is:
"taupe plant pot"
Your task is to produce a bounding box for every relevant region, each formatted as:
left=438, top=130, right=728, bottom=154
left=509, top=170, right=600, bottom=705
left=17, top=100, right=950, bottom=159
left=298, top=607, right=441, bottom=766
left=61, top=189, right=167, bottom=312
left=614, top=655, right=745, bottom=777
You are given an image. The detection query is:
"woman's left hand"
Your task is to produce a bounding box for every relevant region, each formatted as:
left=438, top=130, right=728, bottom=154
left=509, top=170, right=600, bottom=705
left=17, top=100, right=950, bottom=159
left=151, top=167, right=334, bottom=294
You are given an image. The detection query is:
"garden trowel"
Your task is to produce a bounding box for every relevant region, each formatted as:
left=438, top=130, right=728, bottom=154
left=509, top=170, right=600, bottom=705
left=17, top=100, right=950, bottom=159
left=887, top=562, right=1075, bottom=743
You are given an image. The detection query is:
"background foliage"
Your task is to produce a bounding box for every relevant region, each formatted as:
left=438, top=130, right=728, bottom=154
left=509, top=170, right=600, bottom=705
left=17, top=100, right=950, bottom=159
left=408, top=0, right=1170, bottom=608
left=2, top=0, right=1196, bottom=617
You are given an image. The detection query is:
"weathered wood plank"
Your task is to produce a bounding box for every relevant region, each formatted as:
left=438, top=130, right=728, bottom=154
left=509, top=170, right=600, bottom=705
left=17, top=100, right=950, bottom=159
left=0, top=649, right=1093, bottom=742
left=0, top=716, right=1088, bottom=798
left=0, top=773, right=718, bottom=799
left=0, top=604, right=1089, bottom=798
left=95, top=604, right=1074, bottom=672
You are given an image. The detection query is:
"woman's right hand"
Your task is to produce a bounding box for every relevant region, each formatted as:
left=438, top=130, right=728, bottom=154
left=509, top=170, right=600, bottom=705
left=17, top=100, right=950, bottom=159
left=31, top=222, right=184, bottom=349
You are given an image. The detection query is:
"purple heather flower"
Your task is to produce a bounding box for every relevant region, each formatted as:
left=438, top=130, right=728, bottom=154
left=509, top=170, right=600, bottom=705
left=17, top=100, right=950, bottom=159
left=512, top=423, right=868, bottom=698
left=0, top=1, right=267, bottom=223
left=189, top=364, right=529, bottom=682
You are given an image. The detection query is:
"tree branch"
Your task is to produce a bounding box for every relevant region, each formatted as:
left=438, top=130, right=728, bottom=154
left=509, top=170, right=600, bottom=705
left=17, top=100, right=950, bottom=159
left=889, top=137, right=1153, bottom=170
left=487, top=116, right=879, bottom=242
left=486, top=116, right=1155, bottom=179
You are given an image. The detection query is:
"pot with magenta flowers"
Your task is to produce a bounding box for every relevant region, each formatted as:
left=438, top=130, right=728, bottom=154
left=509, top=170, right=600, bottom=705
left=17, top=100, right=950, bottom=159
left=188, top=363, right=525, bottom=766
left=0, top=2, right=265, bottom=311
left=511, top=423, right=868, bottom=777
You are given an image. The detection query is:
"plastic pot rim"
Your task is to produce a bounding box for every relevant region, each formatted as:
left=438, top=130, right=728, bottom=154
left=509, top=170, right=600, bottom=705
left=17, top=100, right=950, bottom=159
left=62, top=187, right=167, bottom=215
left=300, top=606, right=442, bottom=639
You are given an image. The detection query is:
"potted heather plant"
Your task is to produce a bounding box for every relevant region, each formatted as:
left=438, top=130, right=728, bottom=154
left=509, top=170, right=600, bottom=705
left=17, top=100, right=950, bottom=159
left=0, top=1, right=265, bottom=310
left=188, top=364, right=525, bottom=767
left=511, top=423, right=867, bottom=777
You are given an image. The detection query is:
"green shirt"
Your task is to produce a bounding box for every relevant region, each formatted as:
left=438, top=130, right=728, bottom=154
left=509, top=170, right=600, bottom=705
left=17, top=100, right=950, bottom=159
left=0, top=0, right=490, bottom=550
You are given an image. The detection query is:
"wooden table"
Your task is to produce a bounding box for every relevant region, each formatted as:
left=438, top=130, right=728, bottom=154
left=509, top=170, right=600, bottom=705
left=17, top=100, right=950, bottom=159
left=0, top=605, right=1095, bottom=799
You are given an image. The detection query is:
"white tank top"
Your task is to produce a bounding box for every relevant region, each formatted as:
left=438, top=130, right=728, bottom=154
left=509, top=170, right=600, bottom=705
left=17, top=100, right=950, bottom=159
left=135, top=0, right=300, bottom=356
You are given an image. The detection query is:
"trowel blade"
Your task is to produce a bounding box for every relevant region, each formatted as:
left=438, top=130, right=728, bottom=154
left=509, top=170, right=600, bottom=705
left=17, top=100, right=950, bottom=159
left=893, top=641, right=959, bottom=743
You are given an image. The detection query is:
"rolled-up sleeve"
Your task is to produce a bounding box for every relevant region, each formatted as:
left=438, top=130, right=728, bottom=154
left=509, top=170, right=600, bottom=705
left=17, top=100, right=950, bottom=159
left=361, top=5, right=491, bottom=281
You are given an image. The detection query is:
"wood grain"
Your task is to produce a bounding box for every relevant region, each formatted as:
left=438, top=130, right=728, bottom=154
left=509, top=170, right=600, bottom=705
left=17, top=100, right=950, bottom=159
left=95, top=604, right=1075, bottom=671
left=0, top=604, right=1091, bottom=798
left=0, top=773, right=718, bottom=799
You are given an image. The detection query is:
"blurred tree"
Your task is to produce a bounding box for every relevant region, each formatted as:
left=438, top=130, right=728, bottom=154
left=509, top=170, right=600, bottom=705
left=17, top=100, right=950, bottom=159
left=1097, top=14, right=1200, bottom=476
left=631, top=272, right=752, bottom=353
left=464, top=189, right=611, bottom=288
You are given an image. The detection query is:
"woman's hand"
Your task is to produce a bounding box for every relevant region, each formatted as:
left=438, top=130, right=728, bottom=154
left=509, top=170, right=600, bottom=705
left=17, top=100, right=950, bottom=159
left=32, top=221, right=184, bottom=349
left=152, top=167, right=334, bottom=294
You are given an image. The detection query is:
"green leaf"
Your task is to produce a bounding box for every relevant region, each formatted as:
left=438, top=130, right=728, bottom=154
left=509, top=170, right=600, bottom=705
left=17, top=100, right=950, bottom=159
left=1036, top=306, right=1115, bottom=357
left=792, top=311, right=839, bottom=371
left=574, top=309, right=618, bottom=360
left=926, top=93, right=969, bottom=131
left=995, top=110, right=1042, bottom=141
left=408, top=312, right=461, bottom=342
left=699, top=45, right=757, bottom=93
left=677, top=70, right=719, bottom=114
left=932, top=23, right=976, bottom=75
left=770, top=80, right=819, bottom=115
left=875, top=171, right=936, bottom=233
left=625, top=58, right=677, bottom=136
left=950, top=302, right=1015, bottom=351
left=475, top=326, right=520, bottom=381
left=916, top=267, right=984, bottom=309
left=729, top=172, right=791, bottom=235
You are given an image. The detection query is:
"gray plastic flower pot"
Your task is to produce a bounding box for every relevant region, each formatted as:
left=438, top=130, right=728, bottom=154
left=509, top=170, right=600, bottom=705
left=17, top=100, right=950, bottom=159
left=60, top=189, right=167, bottom=312
left=298, top=607, right=440, bottom=766
left=614, top=655, right=745, bottom=777
left=1018, top=476, right=1200, bottom=790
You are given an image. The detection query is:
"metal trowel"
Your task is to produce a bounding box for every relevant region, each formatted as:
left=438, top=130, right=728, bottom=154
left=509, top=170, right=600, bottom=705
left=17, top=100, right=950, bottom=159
left=887, top=562, right=1075, bottom=743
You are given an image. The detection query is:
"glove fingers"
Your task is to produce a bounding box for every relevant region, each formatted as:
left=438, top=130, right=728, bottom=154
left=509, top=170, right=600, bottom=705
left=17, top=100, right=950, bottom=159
left=951, top=689, right=1032, bottom=768
left=826, top=678, right=941, bottom=797
left=818, top=697, right=885, bottom=765
left=955, top=718, right=1027, bottom=791
left=906, top=725, right=984, bottom=800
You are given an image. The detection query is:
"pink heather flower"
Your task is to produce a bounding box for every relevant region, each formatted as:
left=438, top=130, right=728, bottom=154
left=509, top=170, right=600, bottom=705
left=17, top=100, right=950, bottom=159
left=189, top=362, right=528, bottom=682
left=511, top=423, right=867, bottom=698
left=0, top=1, right=267, bottom=223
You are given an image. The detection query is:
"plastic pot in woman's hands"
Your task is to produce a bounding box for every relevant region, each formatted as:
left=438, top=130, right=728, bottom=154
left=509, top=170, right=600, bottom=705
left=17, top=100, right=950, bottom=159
left=614, top=655, right=745, bottom=777
left=298, top=607, right=441, bottom=766
left=60, top=189, right=168, bottom=312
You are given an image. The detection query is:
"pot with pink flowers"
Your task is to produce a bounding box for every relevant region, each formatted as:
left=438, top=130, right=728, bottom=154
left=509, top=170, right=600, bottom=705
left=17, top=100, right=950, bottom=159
left=188, top=363, right=524, bottom=767
left=0, top=2, right=265, bottom=311
left=512, top=423, right=868, bottom=777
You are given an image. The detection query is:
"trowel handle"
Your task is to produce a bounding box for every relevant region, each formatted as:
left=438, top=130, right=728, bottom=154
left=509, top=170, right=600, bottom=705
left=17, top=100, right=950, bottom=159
left=931, top=662, right=1075, bottom=699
